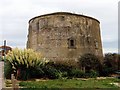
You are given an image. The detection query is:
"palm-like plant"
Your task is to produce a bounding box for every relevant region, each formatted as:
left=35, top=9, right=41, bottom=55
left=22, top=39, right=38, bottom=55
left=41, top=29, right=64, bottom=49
left=5, top=48, right=49, bottom=80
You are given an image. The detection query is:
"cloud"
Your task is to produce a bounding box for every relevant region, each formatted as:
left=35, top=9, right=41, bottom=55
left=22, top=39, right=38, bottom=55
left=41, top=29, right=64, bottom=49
left=103, top=48, right=118, bottom=54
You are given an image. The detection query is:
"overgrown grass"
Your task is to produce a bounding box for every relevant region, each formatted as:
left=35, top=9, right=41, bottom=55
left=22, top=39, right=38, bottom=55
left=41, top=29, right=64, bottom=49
left=19, top=78, right=120, bottom=89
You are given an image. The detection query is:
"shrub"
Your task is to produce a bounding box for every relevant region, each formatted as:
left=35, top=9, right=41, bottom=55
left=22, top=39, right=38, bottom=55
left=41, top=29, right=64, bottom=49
left=68, top=68, right=85, bottom=78
left=43, top=65, right=62, bottom=79
left=61, top=72, right=68, bottom=77
left=31, top=66, right=45, bottom=78
left=79, top=53, right=101, bottom=73
left=102, top=53, right=120, bottom=76
left=5, top=48, right=48, bottom=80
left=5, top=48, right=102, bottom=80
left=4, top=61, right=12, bottom=79
left=43, top=62, right=73, bottom=79
left=85, top=70, right=99, bottom=78
left=101, top=66, right=115, bottom=76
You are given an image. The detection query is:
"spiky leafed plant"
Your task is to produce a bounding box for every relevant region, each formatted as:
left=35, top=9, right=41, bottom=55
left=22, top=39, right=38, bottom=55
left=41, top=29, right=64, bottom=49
left=5, top=48, right=49, bottom=80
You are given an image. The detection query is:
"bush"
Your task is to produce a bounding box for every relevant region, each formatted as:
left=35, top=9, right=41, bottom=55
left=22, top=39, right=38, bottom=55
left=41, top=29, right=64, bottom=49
left=4, top=61, right=12, bottom=79
left=5, top=48, right=102, bottom=80
left=31, top=66, right=45, bottom=78
left=101, top=66, right=115, bottom=76
left=101, top=53, right=120, bottom=76
left=5, top=48, right=48, bottom=80
left=79, top=53, right=101, bottom=75
left=43, top=62, right=73, bottom=79
left=85, top=70, right=99, bottom=78
left=68, top=68, right=85, bottom=78
left=43, top=65, right=62, bottom=79
left=61, top=72, right=68, bottom=77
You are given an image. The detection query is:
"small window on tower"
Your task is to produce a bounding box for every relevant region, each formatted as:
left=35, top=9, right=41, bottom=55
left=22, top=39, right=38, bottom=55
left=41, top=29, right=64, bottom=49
left=36, top=22, right=39, bottom=30
left=70, top=40, right=74, bottom=47
left=68, top=38, right=76, bottom=49
left=86, top=20, right=88, bottom=25
left=94, top=39, right=98, bottom=49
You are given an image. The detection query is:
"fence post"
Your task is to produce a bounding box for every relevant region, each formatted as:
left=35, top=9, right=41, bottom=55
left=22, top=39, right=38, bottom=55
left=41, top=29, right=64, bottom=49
left=11, top=74, right=19, bottom=90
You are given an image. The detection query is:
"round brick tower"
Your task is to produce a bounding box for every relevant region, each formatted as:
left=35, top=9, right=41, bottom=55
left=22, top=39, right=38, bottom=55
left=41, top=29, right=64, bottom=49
left=27, top=12, right=103, bottom=65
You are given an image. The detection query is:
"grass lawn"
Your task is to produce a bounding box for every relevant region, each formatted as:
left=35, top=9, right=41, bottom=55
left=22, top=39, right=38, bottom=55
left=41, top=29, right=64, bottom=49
left=19, top=78, right=120, bottom=89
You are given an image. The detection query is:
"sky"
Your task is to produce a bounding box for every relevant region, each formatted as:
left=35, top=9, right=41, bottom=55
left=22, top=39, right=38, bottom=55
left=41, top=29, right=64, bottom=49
left=0, top=0, right=119, bottom=54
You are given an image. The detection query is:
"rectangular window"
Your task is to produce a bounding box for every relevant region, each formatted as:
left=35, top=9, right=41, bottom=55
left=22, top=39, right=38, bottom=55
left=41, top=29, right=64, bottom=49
left=36, top=22, right=39, bottom=30
left=68, top=38, right=76, bottom=49
left=70, top=39, right=74, bottom=47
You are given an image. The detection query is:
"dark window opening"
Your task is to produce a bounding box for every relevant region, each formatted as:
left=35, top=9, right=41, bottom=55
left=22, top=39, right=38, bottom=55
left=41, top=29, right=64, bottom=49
left=70, top=40, right=74, bottom=47
left=68, top=38, right=76, bottom=49
left=86, top=20, right=88, bottom=25
left=36, top=22, right=39, bottom=30
left=87, top=37, right=90, bottom=44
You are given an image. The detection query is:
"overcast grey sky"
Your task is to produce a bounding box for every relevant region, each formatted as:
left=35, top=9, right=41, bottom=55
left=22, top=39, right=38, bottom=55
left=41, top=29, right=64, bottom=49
left=0, top=0, right=119, bottom=54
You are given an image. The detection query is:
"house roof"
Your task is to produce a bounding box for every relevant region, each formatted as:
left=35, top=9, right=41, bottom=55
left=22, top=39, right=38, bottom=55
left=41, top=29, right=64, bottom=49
left=0, top=46, right=12, bottom=50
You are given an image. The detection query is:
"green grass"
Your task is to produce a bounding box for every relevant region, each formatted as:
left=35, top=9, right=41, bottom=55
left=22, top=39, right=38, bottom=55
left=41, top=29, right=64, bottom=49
left=19, top=78, right=120, bottom=89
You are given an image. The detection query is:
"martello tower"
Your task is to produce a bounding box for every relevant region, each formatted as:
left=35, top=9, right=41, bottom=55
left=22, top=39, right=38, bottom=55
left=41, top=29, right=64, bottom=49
left=27, top=12, right=103, bottom=65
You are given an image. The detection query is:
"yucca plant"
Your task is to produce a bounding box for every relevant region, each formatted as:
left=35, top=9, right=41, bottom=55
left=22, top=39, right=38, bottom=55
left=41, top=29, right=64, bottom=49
left=5, top=48, right=49, bottom=80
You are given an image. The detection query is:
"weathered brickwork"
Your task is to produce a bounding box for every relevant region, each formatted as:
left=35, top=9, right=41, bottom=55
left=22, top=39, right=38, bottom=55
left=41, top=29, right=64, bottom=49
left=27, top=12, right=103, bottom=65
